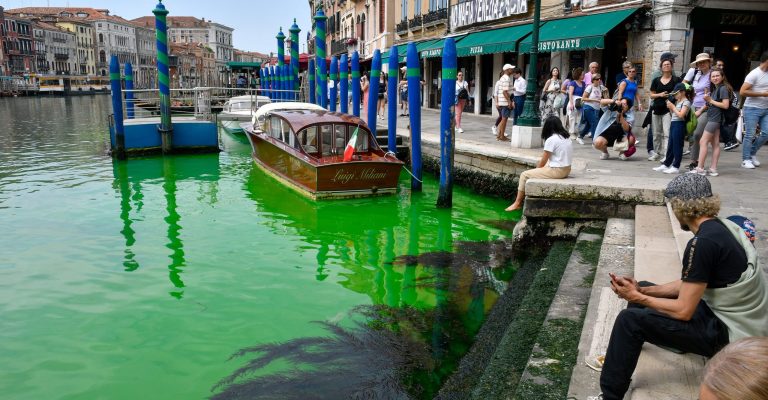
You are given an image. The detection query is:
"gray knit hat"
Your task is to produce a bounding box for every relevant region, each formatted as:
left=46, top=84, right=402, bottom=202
left=664, top=174, right=713, bottom=200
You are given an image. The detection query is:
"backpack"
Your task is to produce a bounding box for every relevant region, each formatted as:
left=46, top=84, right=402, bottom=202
left=721, top=88, right=740, bottom=126
left=686, top=103, right=697, bottom=136
left=458, top=88, right=469, bottom=100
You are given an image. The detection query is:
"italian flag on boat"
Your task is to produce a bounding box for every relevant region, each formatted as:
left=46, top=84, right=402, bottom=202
left=343, top=126, right=359, bottom=162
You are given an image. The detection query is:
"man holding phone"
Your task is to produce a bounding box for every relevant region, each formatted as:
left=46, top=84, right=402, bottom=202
left=589, top=174, right=768, bottom=400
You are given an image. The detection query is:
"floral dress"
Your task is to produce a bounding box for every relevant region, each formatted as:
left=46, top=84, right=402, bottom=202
left=540, top=78, right=561, bottom=119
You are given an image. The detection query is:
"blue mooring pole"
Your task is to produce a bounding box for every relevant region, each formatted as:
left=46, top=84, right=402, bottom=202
left=367, top=49, right=381, bottom=132
left=125, top=62, right=134, bottom=119
left=270, top=65, right=277, bottom=101
left=329, top=56, right=338, bottom=112
left=406, top=43, right=422, bottom=191
left=308, top=59, right=316, bottom=104
left=289, top=19, right=301, bottom=101
left=314, top=10, right=328, bottom=109
left=109, top=55, right=125, bottom=160
left=437, top=38, right=457, bottom=208
left=276, top=27, right=286, bottom=102
left=387, top=45, right=398, bottom=154
left=351, top=51, right=360, bottom=117
left=339, top=54, right=349, bottom=114
left=153, top=0, right=172, bottom=153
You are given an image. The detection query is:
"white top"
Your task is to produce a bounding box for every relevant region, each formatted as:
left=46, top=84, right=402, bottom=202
left=455, top=80, right=468, bottom=96
left=496, top=75, right=510, bottom=106
left=544, top=134, right=573, bottom=168
left=583, top=84, right=603, bottom=109
left=744, top=66, right=768, bottom=109
left=513, top=76, right=527, bottom=96
left=671, top=99, right=691, bottom=122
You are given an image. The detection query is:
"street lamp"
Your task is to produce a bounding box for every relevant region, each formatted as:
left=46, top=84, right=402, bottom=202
left=516, top=0, right=542, bottom=127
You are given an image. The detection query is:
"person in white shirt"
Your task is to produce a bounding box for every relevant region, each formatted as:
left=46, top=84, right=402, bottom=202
left=492, top=70, right=505, bottom=137
left=739, top=53, right=768, bottom=169
left=455, top=71, right=469, bottom=133
left=512, top=67, right=527, bottom=124
left=496, top=64, right=514, bottom=141
left=505, top=116, right=572, bottom=211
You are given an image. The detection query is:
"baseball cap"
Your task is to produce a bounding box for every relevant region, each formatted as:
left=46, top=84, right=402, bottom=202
left=664, top=174, right=713, bottom=200
left=503, top=64, right=514, bottom=71
left=660, top=52, right=677, bottom=62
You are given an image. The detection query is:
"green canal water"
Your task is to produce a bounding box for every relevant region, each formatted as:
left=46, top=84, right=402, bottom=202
left=0, top=96, right=528, bottom=399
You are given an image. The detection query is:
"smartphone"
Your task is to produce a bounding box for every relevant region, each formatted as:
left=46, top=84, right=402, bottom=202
left=609, top=272, right=619, bottom=283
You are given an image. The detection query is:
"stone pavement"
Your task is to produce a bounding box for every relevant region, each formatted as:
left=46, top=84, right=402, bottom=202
left=370, top=106, right=768, bottom=262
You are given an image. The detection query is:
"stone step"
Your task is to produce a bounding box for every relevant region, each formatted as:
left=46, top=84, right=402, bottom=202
left=567, top=218, right=635, bottom=400
left=514, top=231, right=602, bottom=399
left=634, top=205, right=680, bottom=283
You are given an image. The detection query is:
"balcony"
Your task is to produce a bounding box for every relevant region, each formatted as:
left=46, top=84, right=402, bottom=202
left=330, top=39, right=347, bottom=56
left=96, top=61, right=108, bottom=68
left=54, top=53, right=69, bottom=61
left=396, top=20, right=408, bottom=35
left=408, top=15, right=423, bottom=31
left=423, top=8, right=448, bottom=27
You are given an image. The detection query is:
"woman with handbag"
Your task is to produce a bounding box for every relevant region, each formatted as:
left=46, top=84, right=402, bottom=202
left=455, top=71, right=469, bottom=133
left=690, top=68, right=731, bottom=177
left=567, top=67, right=586, bottom=139
left=540, top=67, right=562, bottom=119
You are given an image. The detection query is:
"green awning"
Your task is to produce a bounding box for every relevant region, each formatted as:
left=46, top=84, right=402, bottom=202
left=519, top=8, right=638, bottom=53
left=227, top=61, right=261, bottom=70
left=453, top=23, right=533, bottom=57
left=419, top=35, right=467, bottom=59
left=381, top=39, right=442, bottom=63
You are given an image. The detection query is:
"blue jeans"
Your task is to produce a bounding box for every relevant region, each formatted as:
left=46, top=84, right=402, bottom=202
left=580, top=106, right=599, bottom=139
left=742, top=106, right=768, bottom=161
left=646, top=123, right=654, bottom=153
left=513, top=95, right=525, bottom=122
left=664, top=121, right=685, bottom=168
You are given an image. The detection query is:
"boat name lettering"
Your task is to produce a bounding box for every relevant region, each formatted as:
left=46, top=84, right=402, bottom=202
left=331, top=168, right=388, bottom=183
left=331, top=169, right=355, bottom=184
left=359, top=168, right=387, bottom=181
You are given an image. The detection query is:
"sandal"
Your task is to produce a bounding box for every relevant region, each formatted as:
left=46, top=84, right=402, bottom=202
left=497, top=136, right=511, bottom=142
left=585, top=354, right=605, bottom=372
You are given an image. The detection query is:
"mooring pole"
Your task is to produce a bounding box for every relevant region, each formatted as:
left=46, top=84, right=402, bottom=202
left=276, top=28, right=286, bottom=102
left=406, top=43, right=422, bottom=191
left=314, top=10, right=328, bottom=109
left=367, top=49, right=381, bottom=131
left=339, top=54, right=349, bottom=114
left=125, top=62, right=134, bottom=119
left=109, top=55, right=126, bottom=160
left=289, top=19, right=301, bottom=101
left=308, top=59, right=316, bottom=104
left=329, top=56, right=338, bottom=112
left=387, top=45, right=399, bottom=154
left=351, top=51, right=360, bottom=117
left=437, top=38, right=457, bottom=208
left=153, top=0, right=173, bottom=154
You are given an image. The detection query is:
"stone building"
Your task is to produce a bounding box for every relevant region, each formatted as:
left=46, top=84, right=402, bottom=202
left=317, top=0, right=396, bottom=62
left=134, top=25, right=156, bottom=89
left=0, top=6, right=6, bottom=76
left=55, top=18, right=97, bottom=76
left=2, top=13, right=35, bottom=77
left=32, top=20, right=77, bottom=75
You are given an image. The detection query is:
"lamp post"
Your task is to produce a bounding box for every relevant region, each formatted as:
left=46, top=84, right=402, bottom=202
left=516, top=0, right=541, bottom=128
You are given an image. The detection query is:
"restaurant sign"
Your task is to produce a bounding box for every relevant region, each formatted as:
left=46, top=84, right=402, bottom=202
left=450, top=0, right=529, bottom=30
left=538, top=38, right=583, bottom=52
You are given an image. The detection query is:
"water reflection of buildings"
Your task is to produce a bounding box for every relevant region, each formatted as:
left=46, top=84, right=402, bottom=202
left=112, top=154, right=220, bottom=298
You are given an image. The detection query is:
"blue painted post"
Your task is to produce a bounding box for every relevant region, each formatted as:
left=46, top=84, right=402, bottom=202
left=290, top=20, right=300, bottom=101
left=437, top=38, right=457, bottom=208
left=109, top=55, right=126, bottom=159
left=125, top=62, right=134, bottom=119
left=367, top=49, right=381, bottom=132
left=276, top=27, right=286, bottom=101
left=277, top=64, right=283, bottom=102
left=270, top=65, right=276, bottom=101
left=407, top=43, right=422, bottom=191
left=308, top=59, right=316, bottom=104
left=314, top=10, right=328, bottom=109
left=153, top=0, right=173, bottom=153
left=351, top=51, right=360, bottom=117
left=339, top=54, right=349, bottom=114
left=283, top=65, right=290, bottom=102
left=329, top=56, right=338, bottom=112
left=387, top=45, right=399, bottom=154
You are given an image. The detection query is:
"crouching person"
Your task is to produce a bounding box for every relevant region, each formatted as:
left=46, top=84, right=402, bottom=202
left=593, top=97, right=636, bottom=160
left=589, top=174, right=768, bottom=400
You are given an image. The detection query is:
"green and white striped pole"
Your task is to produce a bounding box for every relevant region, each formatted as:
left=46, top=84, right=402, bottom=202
left=153, top=0, right=172, bottom=153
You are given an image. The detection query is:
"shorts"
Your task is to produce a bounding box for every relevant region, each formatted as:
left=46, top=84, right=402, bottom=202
left=378, top=93, right=385, bottom=100
left=400, top=91, right=407, bottom=102
left=500, top=107, right=513, bottom=118
left=599, top=124, right=626, bottom=147
left=704, top=121, right=721, bottom=134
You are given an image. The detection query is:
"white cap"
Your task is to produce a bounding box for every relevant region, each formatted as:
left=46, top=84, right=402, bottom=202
left=503, top=63, right=514, bottom=71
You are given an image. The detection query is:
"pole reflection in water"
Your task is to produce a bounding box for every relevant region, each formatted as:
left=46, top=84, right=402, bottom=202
left=113, top=161, right=140, bottom=271
left=163, top=157, right=185, bottom=298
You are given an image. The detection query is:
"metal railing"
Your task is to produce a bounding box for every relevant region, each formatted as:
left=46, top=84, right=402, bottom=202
left=423, top=8, right=448, bottom=26
left=408, top=15, right=423, bottom=31
left=396, top=20, right=409, bottom=34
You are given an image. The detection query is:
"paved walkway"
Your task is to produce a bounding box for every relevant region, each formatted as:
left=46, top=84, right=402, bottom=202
left=369, top=106, right=768, bottom=262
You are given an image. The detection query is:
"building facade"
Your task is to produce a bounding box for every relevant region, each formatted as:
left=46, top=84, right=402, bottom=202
left=135, top=25, right=156, bottom=88
left=321, top=0, right=396, bottom=62
left=33, top=20, right=77, bottom=76
left=56, top=19, right=97, bottom=76
left=3, top=14, right=35, bottom=77
left=0, top=6, right=6, bottom=76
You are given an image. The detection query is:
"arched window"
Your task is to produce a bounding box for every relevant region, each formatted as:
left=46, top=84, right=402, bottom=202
left=99, top=33, right=103, bottom=43
left=99, top=50, right=106, bottom=63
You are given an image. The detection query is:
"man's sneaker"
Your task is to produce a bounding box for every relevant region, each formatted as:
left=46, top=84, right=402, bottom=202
left=683, top=149, right=691, bottom=156
left=724, top=141, right=740, bottom=151
left=619, top=153, right=628, bottom=161
left=664, top=166, right=680, bottom=174
left=599, top=152, right=609, bottom=160
left=742, top=160, right=756, bottom=169
left=586, top=394, right=604, bottom=400
left=751, top=156, right=761, bottom=167
left=707, top=168, right=719, bottom=177
left=585, top=355, right=605, bottom=372
left=652, top=164, right=668, bottom=172
left=585, top=133, right=592, bottom=139
left=577, top=137, right=585, bottom=145
left=492, top=126, right=498, bottom=136
left=647, top=150, right=658, bottom=161
left=457, top=127, right=464, bottom=133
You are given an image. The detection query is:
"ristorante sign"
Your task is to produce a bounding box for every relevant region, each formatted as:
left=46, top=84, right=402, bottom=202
left=450, top=0, right=529, bottom=30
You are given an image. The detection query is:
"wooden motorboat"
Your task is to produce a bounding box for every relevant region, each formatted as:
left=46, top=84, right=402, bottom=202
left=242, top=102, right=404, bottom=199
left=218, top=95, right=271, bottom=134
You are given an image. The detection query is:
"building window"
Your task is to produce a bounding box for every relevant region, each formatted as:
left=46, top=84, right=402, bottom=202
left=401, top=0, right=408, bottom=21
left=380, top=0, right=386, bottom=33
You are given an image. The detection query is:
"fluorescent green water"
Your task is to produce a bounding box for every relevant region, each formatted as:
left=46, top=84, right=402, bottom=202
left=0, top=96, right=521, bottom=399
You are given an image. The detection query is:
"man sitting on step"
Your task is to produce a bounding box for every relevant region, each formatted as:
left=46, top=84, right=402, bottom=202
left=589, top=174, right=768, bottom=400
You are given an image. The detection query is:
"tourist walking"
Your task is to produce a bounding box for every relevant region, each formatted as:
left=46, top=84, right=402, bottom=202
left=578, top=73, right=605, bottom=144
left=689, top=68, right=731, bottom=177
left=561, top=69, right=573, bottom=128
left=495, top=64, right=514, bottom=141
left=652, top=82, right=691, bottom=174
left=739, top=53, right=768, bottom=169
left=567, top=67, right=586, bottom=139
left=377, top=73, right=387, bottom=118
left=505, top=116, right=572, bottom=212
left=361, top=74, right=370, bottom=117
left=512, top=67, right=527, bottom=125
left=492, top=70, right=505, bottom=137
left=648, top=58, right=681, bottom=161
left=399, top=69, right=409, bottom=116
left=684, top=53, right=713, bottom=169
left=540, top=67, right=562, bottom=119
left=455, top=71, right=469, bottom=133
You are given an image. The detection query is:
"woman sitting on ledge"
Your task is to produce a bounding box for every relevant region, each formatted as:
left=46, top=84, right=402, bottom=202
left=505, top=115, right=573, bottom=211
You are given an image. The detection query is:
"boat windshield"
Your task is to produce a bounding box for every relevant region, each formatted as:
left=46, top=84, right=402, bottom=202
left=298, top=126, right=319, bottom=155
left=229, top=101, right=253, bottom=111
